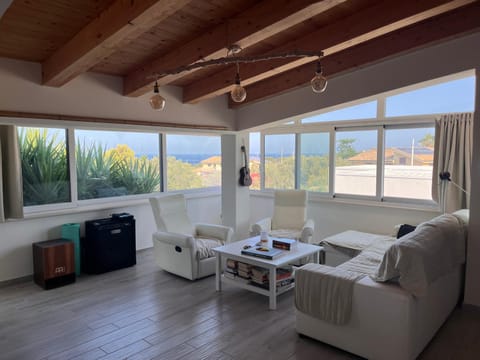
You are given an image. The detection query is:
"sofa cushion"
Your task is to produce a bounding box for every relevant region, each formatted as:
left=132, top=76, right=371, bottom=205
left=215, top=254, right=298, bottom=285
left=397, top=224, right=416, bottom=238
left=373, top=214, right=466, bottom=296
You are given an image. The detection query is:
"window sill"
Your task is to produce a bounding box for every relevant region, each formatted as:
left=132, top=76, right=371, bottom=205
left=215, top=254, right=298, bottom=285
left=18, top=189, right=221, bottom=221
left=250, top=190, right=441, bottom=213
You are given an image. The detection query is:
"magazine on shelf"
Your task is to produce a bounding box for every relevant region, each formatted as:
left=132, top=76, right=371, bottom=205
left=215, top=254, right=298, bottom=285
left=241, top=246, right=283, bottom=260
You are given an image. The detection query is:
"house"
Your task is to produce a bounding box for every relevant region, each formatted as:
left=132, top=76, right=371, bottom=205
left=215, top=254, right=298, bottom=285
left=0, top=1, right=479, bottom=358
left=348, top=147, right=434, bottom=166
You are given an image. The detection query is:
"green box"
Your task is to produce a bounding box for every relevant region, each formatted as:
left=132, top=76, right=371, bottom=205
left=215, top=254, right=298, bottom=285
left=61, top=223, right=81, bottom=275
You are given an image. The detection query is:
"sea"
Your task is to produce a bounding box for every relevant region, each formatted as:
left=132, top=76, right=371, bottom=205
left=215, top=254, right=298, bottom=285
left=140, top=153, right=220, bottom=164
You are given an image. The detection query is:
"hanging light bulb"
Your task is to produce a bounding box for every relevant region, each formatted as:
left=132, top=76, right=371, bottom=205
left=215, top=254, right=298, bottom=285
left=311, top=61, right=328, bottom=93
left=230, top=63, right=247, bottom=103
left=149, top=81, right=166, bottom=110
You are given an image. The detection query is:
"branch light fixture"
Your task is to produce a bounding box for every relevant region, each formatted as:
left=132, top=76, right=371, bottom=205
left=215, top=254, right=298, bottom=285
left=148, top=45, right=325, bottom=109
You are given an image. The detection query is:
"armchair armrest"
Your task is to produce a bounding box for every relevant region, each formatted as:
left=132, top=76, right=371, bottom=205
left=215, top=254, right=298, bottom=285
left=152, top=231, right=196, bottom=249
left=195, top=223, right=234, bottom=244
left=251, top=217, right=272, bottom=236
left=301, top=219, right=315, bottom=243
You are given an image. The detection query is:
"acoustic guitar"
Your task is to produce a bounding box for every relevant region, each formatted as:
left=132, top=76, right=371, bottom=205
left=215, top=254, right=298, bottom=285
left=239, top=145, right=252, bottom=187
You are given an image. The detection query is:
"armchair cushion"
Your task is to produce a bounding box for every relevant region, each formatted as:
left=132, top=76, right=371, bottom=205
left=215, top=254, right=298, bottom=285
left=196, top=237, right=223, bottom=260
left=272, top=190, right=307, bottom=230
left=196, top=223, right=234, bottom=244
left=270, top=229, right=302, bottom=240
left=149, top=195, right=195, bottom=235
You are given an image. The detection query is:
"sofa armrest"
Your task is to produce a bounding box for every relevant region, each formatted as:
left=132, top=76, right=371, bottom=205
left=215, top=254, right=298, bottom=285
left=300, top=219, right=315, bottom=243
left=152, top=231, right=196, bottom=249
left=251, top=217, right=272, bottom=236
left=195, top=223, right=234, bottom=243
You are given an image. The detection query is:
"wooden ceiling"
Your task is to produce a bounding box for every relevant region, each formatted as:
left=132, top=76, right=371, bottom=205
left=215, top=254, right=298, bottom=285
left=0, top=0, right=479, bottom=109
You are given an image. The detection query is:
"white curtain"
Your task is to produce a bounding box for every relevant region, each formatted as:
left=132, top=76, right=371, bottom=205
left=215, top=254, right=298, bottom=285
left=432, top=113, right=473, bottom=213
left=0, top=125, right=23, bottom=222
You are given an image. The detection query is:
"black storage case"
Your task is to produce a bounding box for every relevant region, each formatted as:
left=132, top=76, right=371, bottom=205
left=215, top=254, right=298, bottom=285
left=83, top=213, right=136, bottom=274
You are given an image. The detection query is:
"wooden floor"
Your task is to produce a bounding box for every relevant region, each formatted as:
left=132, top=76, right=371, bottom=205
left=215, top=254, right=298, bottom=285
left=1, top=249, right=479, bottom=360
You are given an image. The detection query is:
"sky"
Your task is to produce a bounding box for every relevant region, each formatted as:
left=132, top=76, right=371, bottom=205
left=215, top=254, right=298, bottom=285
left=250, top=75, right=475, bottom=155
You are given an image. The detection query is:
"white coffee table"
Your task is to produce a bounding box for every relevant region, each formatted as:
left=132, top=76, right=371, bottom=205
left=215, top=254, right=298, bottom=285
left=213, top=236, right=321, bottom=310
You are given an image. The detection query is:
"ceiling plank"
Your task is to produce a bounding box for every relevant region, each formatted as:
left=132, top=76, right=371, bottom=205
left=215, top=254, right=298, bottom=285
left=230, top=2, right=480, bottom=108
left=123, top=0, right=347, bottom=97
left=184, top=0, right=475, bottom=104
left=42, top=0, right=192, bottom=87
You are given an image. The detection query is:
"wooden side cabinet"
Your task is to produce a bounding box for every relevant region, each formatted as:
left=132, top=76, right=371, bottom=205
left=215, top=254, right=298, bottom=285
left=33, top=239, right=76, bottom=290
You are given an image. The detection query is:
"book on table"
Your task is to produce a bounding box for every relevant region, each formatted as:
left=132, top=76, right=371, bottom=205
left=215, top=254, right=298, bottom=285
left=272, top=238, right=297, bottom=250
left=241, top=246, right=283, bottom=260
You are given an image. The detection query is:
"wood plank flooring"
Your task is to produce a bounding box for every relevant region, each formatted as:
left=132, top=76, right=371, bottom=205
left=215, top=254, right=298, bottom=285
left=1, top=249, right=479, bottom=360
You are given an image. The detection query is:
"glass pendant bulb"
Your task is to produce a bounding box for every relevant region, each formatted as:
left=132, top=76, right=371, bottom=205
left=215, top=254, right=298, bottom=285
left=149, top=81, right=166, bottom=110
left=230, top=72, right=247, bottom=103
left=311, top=61, right=328, bottom=93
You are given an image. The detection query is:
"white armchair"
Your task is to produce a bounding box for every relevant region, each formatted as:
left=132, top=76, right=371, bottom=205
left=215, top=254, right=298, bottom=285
left=251, top=190, right=314, bottom=243
left=149, top=194, right=234, bottom=280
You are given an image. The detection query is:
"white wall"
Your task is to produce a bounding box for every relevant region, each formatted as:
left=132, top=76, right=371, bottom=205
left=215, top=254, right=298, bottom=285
left=0, top=194, right=221, bottom=282
left=250, top=193, right=438, bottom=242
left=0, top=58, right=235, bottom=130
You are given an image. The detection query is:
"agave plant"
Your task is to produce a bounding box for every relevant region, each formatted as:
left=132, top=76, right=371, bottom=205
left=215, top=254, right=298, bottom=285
left=76, top=142, right=117, bottom=199
left=18, top=128, right=70, bottom=205
left=111, top=156, right=161, bottom=194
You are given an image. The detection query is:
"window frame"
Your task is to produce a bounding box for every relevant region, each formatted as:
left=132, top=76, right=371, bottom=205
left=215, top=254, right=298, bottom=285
left=251, top=70, right=476, bottom=209
left=14, top=121, right=223, bottom=215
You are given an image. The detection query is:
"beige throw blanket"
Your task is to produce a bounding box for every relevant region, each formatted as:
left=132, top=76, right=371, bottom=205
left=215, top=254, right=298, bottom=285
left=374, top=214, right=466, bottom=297
left=295, top=263, right=364, bottom=325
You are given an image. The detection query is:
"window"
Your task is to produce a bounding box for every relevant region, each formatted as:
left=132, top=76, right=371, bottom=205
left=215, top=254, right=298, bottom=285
left=386, top=76, right=475, bottom=117
left=18, top=127, right=70, bottom=206
left=249, top=132, right=261, bottom=190
left=75, top=130, right=160, bottom=199
left=302, top=101, right=377, bottom=123
left=264, top=134, right=295, bottom=189
left=335, top=130, right=378, bottom=196
left=383, top=127, right=434, bottom=200
left=166, top=134, right=221, bottom=191
left=300, top=133, right=329, bottom=192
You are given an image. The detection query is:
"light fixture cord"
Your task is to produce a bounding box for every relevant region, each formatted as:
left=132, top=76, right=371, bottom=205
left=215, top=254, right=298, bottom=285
left=235, top=62, right=241, bottom=85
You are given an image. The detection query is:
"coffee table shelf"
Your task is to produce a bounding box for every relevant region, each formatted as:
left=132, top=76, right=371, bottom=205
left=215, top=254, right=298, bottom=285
left=213, top=236, right=321, bottom=310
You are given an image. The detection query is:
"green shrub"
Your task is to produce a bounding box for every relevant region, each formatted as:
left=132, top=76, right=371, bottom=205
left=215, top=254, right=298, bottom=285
left=18, top=128, right=70, bottom=206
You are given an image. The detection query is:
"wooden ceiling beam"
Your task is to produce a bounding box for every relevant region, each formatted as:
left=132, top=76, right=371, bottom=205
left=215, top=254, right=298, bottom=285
left=229, top=2, right=480, bottom=108
left=123, top=0, right=346, bottom=97
left=42, top=0, right=192, bottom=87
left=184, top=0, right=475, bottom=104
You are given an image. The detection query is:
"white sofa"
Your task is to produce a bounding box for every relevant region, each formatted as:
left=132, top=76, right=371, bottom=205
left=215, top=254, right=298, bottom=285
left=295, top=211, right=468, bottom=360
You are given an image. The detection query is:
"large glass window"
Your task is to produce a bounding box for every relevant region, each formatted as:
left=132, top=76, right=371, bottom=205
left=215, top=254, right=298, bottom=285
left=386, top=76, right=475, bottom=117
left=249, top=132, right=261, bottom=190
left=264, top=134, right=295, bottom=189
left=302, top=101, right=377, bottom=123
left=75, top=130, right=160, bottom=199
left=383, top=127, right=434, bottom=200
left=166, top=134, right=221, bottom=191
left=300, top=133, right=329, bottom=192
left=18, top=127, right=70, bottom=206
left=335, top=130, right=378, bottom=196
